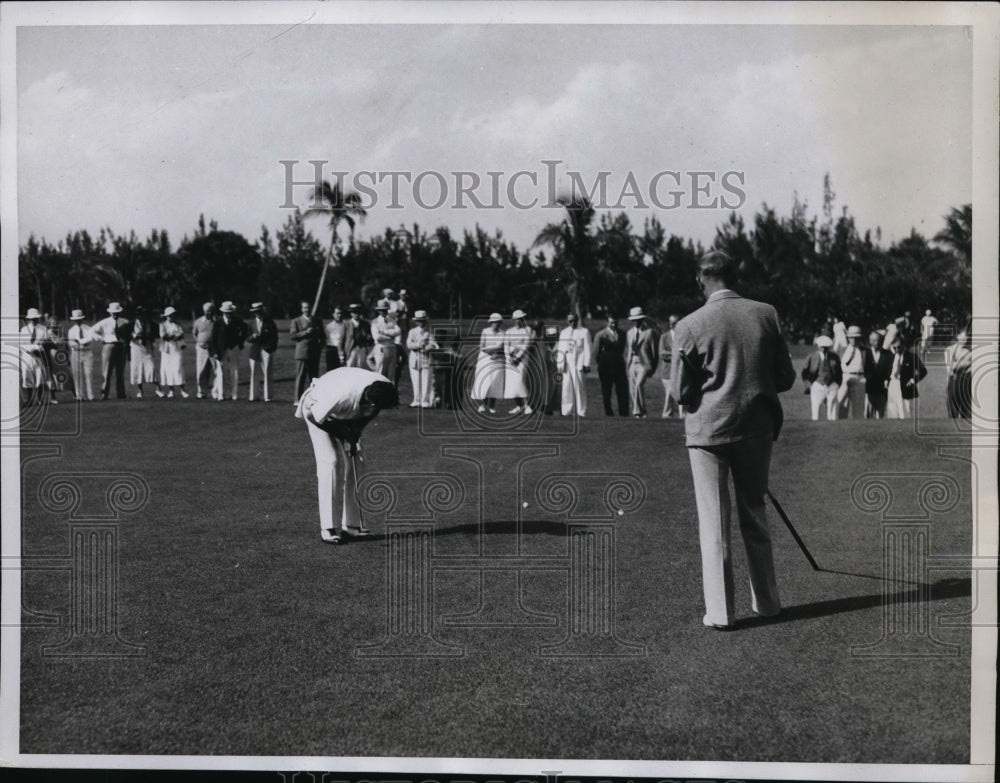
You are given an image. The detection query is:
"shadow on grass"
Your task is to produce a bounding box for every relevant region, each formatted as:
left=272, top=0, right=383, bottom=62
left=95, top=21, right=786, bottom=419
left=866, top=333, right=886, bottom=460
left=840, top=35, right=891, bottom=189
left=738, top=576, right=971, bottom=629
left=343, top=518, right=568, bottom=543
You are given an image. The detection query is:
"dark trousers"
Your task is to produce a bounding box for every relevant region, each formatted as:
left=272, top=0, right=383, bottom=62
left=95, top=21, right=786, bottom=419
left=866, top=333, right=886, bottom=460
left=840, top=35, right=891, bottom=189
left=101, top=343, right=127, bottom=399
left=598, top=360, right=629, bottom=416
left=325, top=346, right=342, bottom=373
left=866, top=389, right=887, bottom=419
left=434, top=367, right=454, bottom=408
left=295, top=353, right=320, bottom=401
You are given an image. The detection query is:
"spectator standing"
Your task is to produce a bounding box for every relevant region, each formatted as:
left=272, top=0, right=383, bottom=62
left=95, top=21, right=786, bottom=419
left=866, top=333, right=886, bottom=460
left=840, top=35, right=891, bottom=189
left=92, top=301, right=130, bottom=400
left=832, top=316, right=848, bottom=353
left=324, top=306, right=347, bottom=372
left=406, top=310, right=439, bottom=408
left=472, top=313, right=506, bottom=413
left=863, top=330, right=892, bottom=418
left=945, top=321, right=973, bottom=419
left=885, top=333, right=927, bottom=419
left=129, top=306, right=162, bottom=398
left=67, top=309, right=95, bottom=401
left=19, top=308, right=55, bottom=404
left=192, top=302, right=219, bottom=399
left=838, top=325, right=867, bottom=419
left=343, top=304, right=373, bottom=368
left=290, top=301, right=324, bottom=402
left=657, top=314, right=683, bottom=418
left=247, top=302, right=278, bottom=402
left=556, top=313, right=592, bottom=417
left=801, top=335, right=842, bottom=420
left=624, top=307, right=657, bottom=419
left=158, top=306, right=189, bottom=398
left=503, top=309, right=533, bottom=415
left=371, top=299, right=402, bottom=382
left=920, top=309, right=938, bottom=361
left=592, top=315, right=629, bottom=417
left=213, top=301, right=249, bottom=401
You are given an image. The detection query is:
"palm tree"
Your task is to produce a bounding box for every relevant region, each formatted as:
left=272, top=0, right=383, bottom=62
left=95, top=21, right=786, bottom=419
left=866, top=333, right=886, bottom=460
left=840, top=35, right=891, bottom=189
left=532, top=195, right=596, bottom=318
left=305, top=178, right=367, bottom=314
left=933, top=204, right=972, bottom=269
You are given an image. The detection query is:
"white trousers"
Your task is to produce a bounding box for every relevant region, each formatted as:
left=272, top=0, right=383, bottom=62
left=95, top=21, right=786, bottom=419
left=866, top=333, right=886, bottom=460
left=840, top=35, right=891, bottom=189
left=688, top=437, right=781, bottom=626
left=560, top=366, right=587, bottom=416
left=661, top=378, right=682, bottom=417
left=885, top=379, right=910, bottom=419
left=810, top=381, right=839, bottom=420
left=409, top=364, right=434, bottom=407
left=627, top=361, right=649, bottom=416
left=70, top=349, right=94, bottom=400
left=305, top=416, right=361, bottom=534
left=195, top=346, right=220, bottom=396
left=248, top=351, right=272, bottom=401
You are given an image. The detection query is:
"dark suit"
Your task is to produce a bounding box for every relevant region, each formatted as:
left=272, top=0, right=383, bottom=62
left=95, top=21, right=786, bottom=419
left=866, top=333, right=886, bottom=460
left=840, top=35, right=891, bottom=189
left=212, top=315, right=249, bottom=399
left=863, top=347, right=892, bottom=418
left=343, top=317, right=373, bottom=369
left=592, top=326, right=629, bottom=416
left=291, top=314, right=324, bottom=399
left=671, top=289, right=796, bottom=627
left=886, top=347, right=927, bottom=418
left=248, top=314, right=278, bottom=401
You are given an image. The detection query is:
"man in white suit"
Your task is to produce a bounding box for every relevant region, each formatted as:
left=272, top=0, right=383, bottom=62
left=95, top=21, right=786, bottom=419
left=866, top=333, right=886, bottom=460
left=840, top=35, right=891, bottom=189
left=671, top=250, right=796, bottom=630
left=556, top=313, right=592, bottom=416
left=624, top=306, right=658, bottom=418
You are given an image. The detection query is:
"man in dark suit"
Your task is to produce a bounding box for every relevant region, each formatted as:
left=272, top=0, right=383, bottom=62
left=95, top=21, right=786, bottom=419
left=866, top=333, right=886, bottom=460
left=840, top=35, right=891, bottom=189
left=592, top=315, right=629, bottom=417
left=671, top=250, right=796, bottom=630
left=290, top=300, right=324, bottom=402
left=625, top=306, right=658, bottom=418
left=212, top=301, right=249, bottom=400
left=247, top=302, right=278, bottom=402
left=885, top=332, right=927, bottom=419
left=863, top=329, right=892, bottom=418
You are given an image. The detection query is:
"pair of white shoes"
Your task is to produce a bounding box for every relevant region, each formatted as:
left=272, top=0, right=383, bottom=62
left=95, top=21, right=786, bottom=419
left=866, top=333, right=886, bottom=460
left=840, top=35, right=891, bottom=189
left=508, top=405, right=534, bottom=415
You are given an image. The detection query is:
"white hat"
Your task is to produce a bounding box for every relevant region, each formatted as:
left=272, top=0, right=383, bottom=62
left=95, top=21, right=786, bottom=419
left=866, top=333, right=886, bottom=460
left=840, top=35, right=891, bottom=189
left=202, top=302, right=214, bottom=312
left=107, top=302, right=123, bottom=314
left=544, top=326, right=558, bottom=336
left=816, top=335, right=834, bottom=348
left=488, top=312, right=503, bottom=323
left=69, top=309, right=85, bottom=321
left=25, top=307, right=42, bottom=320
left=847, top=325, right=863, bottom=338
left=376, top=299, right=390, bottom=310
left=413, top=310, right=428, bottom=320
left=627, top=306, right=646, bottom=321
left=382, top=288, right=394, bottom=297
left=220, top=301, right=235, bottom=313
left=163, top=306, right=177, bottom=317
left=511, top=309, right=527, bottom=320
left=250, top=302, right=264, bottom=312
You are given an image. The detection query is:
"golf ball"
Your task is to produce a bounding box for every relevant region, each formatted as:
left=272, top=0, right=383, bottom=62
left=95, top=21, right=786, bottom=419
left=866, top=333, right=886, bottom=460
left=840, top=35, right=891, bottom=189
left=617, top=509, right=624, bottom=516
left=522, top=501, right=529, bottom=508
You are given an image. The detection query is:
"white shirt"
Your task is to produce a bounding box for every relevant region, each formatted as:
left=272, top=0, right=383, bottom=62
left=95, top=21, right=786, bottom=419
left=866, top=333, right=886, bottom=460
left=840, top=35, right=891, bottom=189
left=295, top=367, right=392, bottom=423
left=67, top=323, right=94, bottom=348
left=557, top=326, right=592, bottom=371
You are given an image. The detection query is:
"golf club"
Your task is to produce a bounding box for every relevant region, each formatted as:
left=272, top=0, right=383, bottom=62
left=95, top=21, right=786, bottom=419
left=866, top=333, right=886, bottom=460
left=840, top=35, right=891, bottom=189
left=350, top=442, right=370, bottom=536
left=766, top=489, right=820, bottom=571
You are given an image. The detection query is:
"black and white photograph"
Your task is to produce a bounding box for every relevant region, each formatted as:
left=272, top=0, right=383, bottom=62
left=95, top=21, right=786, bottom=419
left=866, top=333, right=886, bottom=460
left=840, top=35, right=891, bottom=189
left=1, top=2, right=997, bottom=781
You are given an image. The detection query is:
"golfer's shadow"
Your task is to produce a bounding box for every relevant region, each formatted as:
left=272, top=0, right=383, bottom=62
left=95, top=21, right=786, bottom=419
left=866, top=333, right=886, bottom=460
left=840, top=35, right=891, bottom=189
left=738, top=576, right=971, bottom=629
left=341, top=519, right=566, bottom=543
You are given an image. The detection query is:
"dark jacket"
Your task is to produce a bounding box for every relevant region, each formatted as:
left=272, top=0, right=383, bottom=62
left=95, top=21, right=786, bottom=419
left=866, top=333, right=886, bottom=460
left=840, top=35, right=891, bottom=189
left=290, top=315, right=324, bottom=360
left=893, top=348, right=927, bottom=400
left=212, top=315, right=249, bottom=356
left=592, top=327, right=626, bottom=367
left=248, top=315, right=279, bottom=358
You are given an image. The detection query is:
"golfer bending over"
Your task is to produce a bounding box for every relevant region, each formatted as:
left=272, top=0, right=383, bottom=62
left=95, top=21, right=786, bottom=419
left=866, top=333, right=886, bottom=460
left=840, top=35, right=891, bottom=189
left=295, top=367, right=398, bottom=544
left=671, top=250, right=796, bottom=629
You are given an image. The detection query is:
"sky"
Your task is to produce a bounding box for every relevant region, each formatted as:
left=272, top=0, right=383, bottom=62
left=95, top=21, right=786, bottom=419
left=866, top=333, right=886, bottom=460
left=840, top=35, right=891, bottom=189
left=14, top=16, right=972, bottom=255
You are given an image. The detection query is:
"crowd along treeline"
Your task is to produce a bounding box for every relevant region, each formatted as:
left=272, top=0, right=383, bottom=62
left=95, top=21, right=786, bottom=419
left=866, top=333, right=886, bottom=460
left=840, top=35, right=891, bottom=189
left=18, top=184, right=971, bottom=343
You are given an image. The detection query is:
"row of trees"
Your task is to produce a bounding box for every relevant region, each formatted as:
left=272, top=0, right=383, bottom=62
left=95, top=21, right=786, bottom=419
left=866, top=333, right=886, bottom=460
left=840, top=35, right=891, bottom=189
left=18, top=176, right=971, bottom=342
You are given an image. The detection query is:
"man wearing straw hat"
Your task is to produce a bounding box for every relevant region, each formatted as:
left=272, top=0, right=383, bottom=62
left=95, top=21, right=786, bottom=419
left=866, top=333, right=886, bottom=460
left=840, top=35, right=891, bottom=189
left=801, top=334, right=843, bottom=421
left=247, top=302, right=278, bottom=402
left=838, top=325, right=867, bottom=419
left=67, top=309, right=96, bottom=401
left=19, top=307, right=56, bottom=404
left=405, top=310, right=438, bottom=408
left=91, top=301, right=130, bottom=400
left=214, top=300, right=249, bottom=401
left=624, top=306, right=658, bottom=418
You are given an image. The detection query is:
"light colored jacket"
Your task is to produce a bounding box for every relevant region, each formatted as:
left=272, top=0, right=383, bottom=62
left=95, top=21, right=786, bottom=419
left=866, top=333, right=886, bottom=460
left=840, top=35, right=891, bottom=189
left=556, top=326, right=592, bottom=373
left=671, top=290, right=796, bottom=446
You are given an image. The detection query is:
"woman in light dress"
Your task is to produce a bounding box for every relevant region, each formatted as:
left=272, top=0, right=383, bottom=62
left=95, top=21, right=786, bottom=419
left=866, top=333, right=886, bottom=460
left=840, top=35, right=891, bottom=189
left=159, top=307, right=190, bottom=398
left=503, top=309, right=533, bottom=414
left=19, top=307, right=55, bottom=405
left=471, top=313, right=506, bottom=413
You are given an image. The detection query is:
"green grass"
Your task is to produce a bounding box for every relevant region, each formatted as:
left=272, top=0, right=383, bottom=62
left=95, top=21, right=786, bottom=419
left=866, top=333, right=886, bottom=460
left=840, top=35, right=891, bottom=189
left=17, top=340, right=972, bottom=762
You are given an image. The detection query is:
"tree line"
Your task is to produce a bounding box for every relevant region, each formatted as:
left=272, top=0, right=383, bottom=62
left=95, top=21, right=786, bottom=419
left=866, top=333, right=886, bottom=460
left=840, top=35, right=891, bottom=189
left=18, top=176, right=971, bottom=343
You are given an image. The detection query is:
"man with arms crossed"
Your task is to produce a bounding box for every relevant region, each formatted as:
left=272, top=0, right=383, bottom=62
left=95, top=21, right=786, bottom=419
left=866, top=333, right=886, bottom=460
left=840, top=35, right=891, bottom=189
left=671, top=250, right=796, bottom=630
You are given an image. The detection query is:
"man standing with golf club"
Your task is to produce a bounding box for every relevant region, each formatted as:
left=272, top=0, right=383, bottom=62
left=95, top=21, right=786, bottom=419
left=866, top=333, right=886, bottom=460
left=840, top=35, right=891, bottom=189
left=296, top=367, right=399, bottom=544
left=671, top=250, right=797, bottom=630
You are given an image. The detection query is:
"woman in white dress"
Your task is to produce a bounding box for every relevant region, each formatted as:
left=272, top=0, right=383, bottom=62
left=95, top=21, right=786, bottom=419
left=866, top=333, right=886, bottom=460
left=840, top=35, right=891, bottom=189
left=471, top=313, right=506, bottom=413
left=503, top=309, right=533, bottom=414
left=19, top=308, right=55, bottom=405
left=159, top=307, right=190, bottom=398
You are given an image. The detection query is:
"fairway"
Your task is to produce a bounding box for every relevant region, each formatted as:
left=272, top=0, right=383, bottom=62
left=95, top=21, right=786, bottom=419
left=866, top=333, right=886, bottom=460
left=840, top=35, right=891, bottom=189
left=17, top=342, right=974, bottom=763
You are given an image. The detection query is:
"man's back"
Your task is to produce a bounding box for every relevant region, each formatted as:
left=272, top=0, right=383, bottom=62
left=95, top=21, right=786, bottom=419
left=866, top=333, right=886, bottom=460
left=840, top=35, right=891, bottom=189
left=672, top=291, right=795, bottom=446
